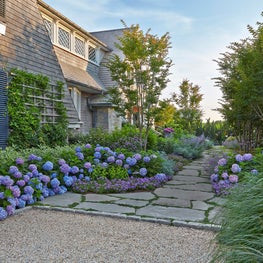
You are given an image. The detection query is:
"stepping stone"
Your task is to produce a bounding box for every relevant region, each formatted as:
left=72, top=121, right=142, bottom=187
left=109, top=192, right=155, bottom=200
left=192, top=201, right=213, bottom=210
left=40, top=192, right=82, bottom=207
left=154, top=188, right=214, bottom=201
left=136, top=205, right=205, bottom=222
left=152, top=198, right=190, bottom=208
left=183, top=165, right=202, bottom=170
left=171, top=183, right=212, bottom=192
left=177, top=169, right=199, bottom=176
left=114, top=199, right=148, bottom=207
left=75, top=202, right=135, bottom=214
left=171, top=176, right=209, bottom=183
left=84, top=193, right=120, bottom=202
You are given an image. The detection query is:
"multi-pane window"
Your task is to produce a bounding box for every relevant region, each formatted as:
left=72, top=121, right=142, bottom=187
left=43, top=18, right=53, bottom=41
left=69, top=87, right=81, bottom=119
left=88, top=46, right=97, bottom=63
left=0, top=0, right=5, bottom=20
left=75, top=36, right=85, bottom=57
left=58, top=26, right=70, bottom=49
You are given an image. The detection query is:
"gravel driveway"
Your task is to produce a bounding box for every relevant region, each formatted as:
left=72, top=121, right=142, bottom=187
left=0, top=209, right=216, bottom=263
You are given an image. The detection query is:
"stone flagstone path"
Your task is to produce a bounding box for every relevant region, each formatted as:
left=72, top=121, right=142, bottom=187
left=37, top=149, right=224, bottom=231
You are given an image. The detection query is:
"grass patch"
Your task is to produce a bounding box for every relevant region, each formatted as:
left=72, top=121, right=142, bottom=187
left=211, top=175, right=263, bottom=262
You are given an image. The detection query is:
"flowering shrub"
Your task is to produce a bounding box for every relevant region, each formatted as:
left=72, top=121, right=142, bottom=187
left=0, top=144, right=170, bottom=220
left=210, top=152, right=259, bottom=195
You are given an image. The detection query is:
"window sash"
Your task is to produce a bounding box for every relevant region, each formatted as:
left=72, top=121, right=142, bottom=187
left=58, top=26, right=70, bottom=49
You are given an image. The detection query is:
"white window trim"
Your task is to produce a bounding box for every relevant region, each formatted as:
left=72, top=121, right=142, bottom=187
left=69, top=87, right=81, bottom=119
left=57, top=23, right=71, bottom=50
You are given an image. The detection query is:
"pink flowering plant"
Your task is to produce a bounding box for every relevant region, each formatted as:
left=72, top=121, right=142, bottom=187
left=210, top=152, right=260, bottom=195
left=0, top=143, right=171, bottom=220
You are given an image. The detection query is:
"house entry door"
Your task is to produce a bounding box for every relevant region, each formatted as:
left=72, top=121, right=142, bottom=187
left=0, top=69, right=8, bottom=149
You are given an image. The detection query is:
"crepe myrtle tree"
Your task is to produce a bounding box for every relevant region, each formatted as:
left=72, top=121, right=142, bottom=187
left=107, top=21, right=172, bottom=150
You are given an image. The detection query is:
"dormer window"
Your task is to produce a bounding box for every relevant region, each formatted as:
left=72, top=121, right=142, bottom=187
left=75, top=36, right=85, bottom=57
left=88, top=46, right=97, bottom=63
left=58, top=25, right=70, bottom=50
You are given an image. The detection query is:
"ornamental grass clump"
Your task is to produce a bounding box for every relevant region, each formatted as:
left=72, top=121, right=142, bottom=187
left=0, top=143, right=170, bottom=220
left=211, top=174, right=263, bottom=263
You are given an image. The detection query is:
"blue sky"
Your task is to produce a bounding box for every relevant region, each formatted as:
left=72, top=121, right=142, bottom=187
left=43, top=0, right=263, bottom=121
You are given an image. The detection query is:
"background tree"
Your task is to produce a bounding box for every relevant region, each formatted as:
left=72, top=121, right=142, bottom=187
left=107, top=22, right=172, bottom=150
left=214, top=15, right=263, bottom=151
left=171, top=79, right=203, bottom=133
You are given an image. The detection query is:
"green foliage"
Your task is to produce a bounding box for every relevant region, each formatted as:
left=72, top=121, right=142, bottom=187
left=212, top=175, right=263, bottom=263
left=213, top=15, right=263, bottom=151
left=91, top=165, right=129, bottom=181
left=7, top=69, right=68, bottom=148
left=171, top=79, right=203, bottom=133
left=107, top=22, right=172, bottom=150
left=197, top=119, right=232, bottom=145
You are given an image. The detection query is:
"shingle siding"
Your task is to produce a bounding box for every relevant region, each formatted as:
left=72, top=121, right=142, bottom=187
left=0, top=0, right=79, bottom=127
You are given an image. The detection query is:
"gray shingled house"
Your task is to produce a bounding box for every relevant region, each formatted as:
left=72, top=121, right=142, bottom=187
left=0, top=0, right=123, bottom=148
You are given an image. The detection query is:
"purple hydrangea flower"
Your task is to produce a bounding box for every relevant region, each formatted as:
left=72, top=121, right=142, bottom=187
left=115, top=159, right=123, bottom=166
left=85, top=143, right=91, bottom=148
left=11, top=185, right=21, bottom=198
left=139, top=168, right=147, bottom=176
left=210, top=173, right=219, bottom=182
left=107, top=156, right=115, bottom=163
left=6, top=205, right=15, bottom=216
left=78, top=174, right=84, bottom=180
left=24, top=186, right=34, bottom=195
left=28, top=154, right=42, bottom=161
left=13, top=171, right=23, bottom=179
left=23, top=175, right=30, bottom=183
left=58, top=159, right=66, bottom=166
left=94, top=158, right=100, bottom=164
left=16, top=180, right=26, bottom=187
left=95, top=146, right=102, bottom=152
left=71, top=166, right=79, bottom=174
left=75, top=146, right=82, bottom=152
left=9, top=166, right=19, bottom=175
left=60, top=163, right=71, bottom=174
left=218, top=158, right=227, bottom=166
left=16, top=157, right=24, bottom=165
left=94, top=152, right=101, bottom=159
left=124, top=164, right=130, bottom=170
left=85, top=176, right=91, bottom=182
left=251, top=169, right=258, bottom=175
left=229, top=174, right=238, bottom=183
left=76, top=152, right=84, bottom=160
left=143, top=156, right=151, bottom=163
left=84, top=162, right=92, bottom=169
left=133, top=153, right=142, bottom=160
left=221, top=172, right=229, bottom=180
left=235, top=154, right=243, bottom=162
left=51, top=178, right=60, bottom=188
left=243, top=153, right=253, bottom=161
left=0, top=192, right=5, bottom=199
left=7, top=197, right=17, bottom=208
left=63, top=175, right=73, bottom=186
left=117, top=153, right=125, bottom=160
left=42, top=187, right=49, bottom=198
left=28, top=164, right=37, bottom=171
left=42, top=161, right=53, bottom=171
left=1, top=176, right=14, bottom=187
left=154, top=173, right=167, bottom=182
left=231, top=164, right=241, bottom=173
left=17, top=198, right=26, bottom=208
left=0, top=207, right=8, bottom=220
left=40, top=175, right=50, bottom=184
left=126, top=157, right=137, bottom=166
left=101, top=162, right=108, bottom=168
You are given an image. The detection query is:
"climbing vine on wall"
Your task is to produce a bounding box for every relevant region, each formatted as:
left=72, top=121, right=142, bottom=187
left=7, top=69, right=68, bottom=148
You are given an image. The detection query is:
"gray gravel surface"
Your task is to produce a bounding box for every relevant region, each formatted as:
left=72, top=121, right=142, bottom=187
left=0, top=209, right=216, bottom=263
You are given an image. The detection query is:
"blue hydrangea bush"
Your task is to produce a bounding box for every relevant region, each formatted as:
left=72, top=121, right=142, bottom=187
left=210, top=152, right=260, bottom=195
left=0, top=144, right=171, bottom=220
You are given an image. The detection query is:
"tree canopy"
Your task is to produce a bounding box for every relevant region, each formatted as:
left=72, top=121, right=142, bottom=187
left=107, top=22, right=172, bottom=149
left=214, top=14, right=263, bottom=151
